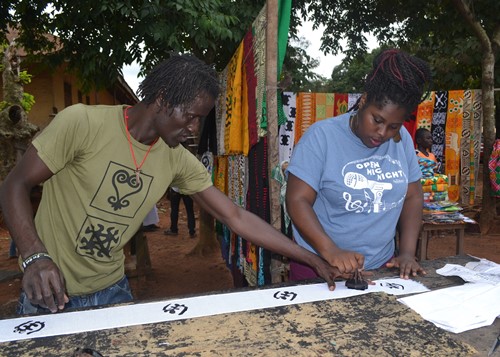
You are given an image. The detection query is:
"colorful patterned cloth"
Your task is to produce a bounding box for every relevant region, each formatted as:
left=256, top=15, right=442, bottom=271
left=333, top=93, right=349, bottom=117
left=470, top=90, right=483, bottom=203
left=294, top=92, right=315, bottom=144
left=315, top=93, right=335, bottom=121
left=224, top=41, right=245, bottom=154
left=243, top=29, right=258, bottom=153
left=445, top=90, right=464, bottom=201
left=279, top=92, right=296, bottom=164
left=416, top=91, right=436, bottom=130
left=431, top=91, right=448, bottom=170
left=489, top=139, right=500, bottom=197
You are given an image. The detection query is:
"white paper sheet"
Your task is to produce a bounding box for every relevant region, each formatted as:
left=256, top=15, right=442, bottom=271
left=437, top=259, right=500, bottom=285
left=0, top=278, right=428, bottom=343
left=398, top=283, right=500, bottom=333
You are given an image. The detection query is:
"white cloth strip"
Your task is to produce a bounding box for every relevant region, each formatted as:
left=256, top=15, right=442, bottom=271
left=0, top=278, right=428, bottom=343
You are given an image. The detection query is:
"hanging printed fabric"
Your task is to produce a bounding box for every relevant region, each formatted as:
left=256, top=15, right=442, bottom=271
left=333, top=93, right=349, bottom=117
left=489, top=139, right=500, bottom=197
left=431, top=91, right=448, bottom=171
left=294, top=92, right=316, bottom=144
left=404, top=109, right=417, bottom=140
left=277, top=0, right=292, bottom=126
left=200, top=151, right=215, bottom=182
left=227, top=155, right=247, bottom=208
left=253, top=4, right=267, bottom=138
left=243, top=29, right=258, bottom=151
left=245, top=137, right=270, bottom=286
left=216, top=67, right=228, bottom=156
left=445, top=90, right=464, bottom=202
left=460, top=90, right=472, bottom=205
left=214, top=155, right=228, bottom=195
left=279, top=92, right=296, bottom=164
left=224, top=42, right=245, bottom=154
left=416, top=91, right=436, bottom=130
left=348, top=93, right=362, bottom=112
left=470, top=90, right=482, bottom=203
left=315, top=93, right=335, bottom=121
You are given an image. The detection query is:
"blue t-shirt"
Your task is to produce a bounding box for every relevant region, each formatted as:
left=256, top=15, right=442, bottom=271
left=287, top=112, right=422, bottom=269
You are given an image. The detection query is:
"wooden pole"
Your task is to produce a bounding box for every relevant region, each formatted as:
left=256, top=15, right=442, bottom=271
left=265, top=0, right=284, bottom=283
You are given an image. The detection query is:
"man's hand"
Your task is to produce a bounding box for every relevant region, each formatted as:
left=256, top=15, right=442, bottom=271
left=310, top=257, right=344, bottom=291
left=23, top=259, right=69, bottom=313
left=386, top=255, right=427, bottom=279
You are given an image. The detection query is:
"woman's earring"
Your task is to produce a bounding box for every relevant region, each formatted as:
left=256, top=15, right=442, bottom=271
left=393, top=131, right=401, bottom=143
left=349, top=113, right=359, bottom=132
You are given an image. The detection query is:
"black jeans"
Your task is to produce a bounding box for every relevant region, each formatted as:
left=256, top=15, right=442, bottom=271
left=169, top=190, right=195, bottom=235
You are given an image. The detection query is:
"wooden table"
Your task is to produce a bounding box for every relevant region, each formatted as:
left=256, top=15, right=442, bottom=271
left=0, top=256, right=497, bottom=357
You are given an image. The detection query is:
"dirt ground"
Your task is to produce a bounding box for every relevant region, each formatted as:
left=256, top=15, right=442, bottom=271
left=0, top=196, right=499, bottom=320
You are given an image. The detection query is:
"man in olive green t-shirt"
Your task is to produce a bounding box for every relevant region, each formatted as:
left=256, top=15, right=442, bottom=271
left=0, top=54, right=346, bottom=315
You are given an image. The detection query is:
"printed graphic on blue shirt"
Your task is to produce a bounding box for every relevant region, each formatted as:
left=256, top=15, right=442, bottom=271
left=341, top=155, right=407, bottom=214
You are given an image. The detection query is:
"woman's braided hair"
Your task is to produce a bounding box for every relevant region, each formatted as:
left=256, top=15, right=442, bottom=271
left=362, top=49, right=431, bottom=115
left=137, top=54, right=219, bottom=110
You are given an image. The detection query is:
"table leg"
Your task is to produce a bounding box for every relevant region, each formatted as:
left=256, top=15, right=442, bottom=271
left=419, top=231, right=428, bottom=261
left=456, top=228, right=465, bottom=255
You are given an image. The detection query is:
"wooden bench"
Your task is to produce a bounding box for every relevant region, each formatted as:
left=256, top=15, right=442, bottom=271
left=418, top=221, right=465, bottom=260
left=418, top=218, right=478, bottom=260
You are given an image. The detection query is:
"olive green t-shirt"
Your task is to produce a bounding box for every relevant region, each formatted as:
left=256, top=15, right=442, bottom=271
left=32, top=104, right=212, bottom=296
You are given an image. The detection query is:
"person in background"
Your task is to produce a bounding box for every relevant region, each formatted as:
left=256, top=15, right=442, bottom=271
left=0, top=54, right=342, bottom=315
left=415, top=127, right=440, bottom=173
left=142, top=205, right=160, bottom=232
left=286, top=48, right=430, bottom=282
left=9, top=239, right=17, bottom=258
left=164, top=186, right=196, bottom=238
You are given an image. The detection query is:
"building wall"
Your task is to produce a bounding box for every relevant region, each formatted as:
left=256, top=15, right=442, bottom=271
left=1, top=62, right=135, bottom=130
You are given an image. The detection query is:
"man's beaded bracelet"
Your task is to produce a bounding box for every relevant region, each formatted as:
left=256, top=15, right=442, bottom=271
left=22, top=252, right=53, bottom=270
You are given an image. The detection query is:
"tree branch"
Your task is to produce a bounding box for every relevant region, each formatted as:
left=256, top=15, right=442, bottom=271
left=450, top=0, right=491, bottom=51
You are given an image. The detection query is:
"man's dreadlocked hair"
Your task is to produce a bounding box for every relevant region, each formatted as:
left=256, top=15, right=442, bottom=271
left=356, top=49, right=431, bottom=115
left=137, top=54, right=219, bottom=110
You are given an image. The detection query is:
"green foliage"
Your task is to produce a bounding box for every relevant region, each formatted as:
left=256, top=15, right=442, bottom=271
left=21, top=92, right=35, bottom=112
left=291, top=0, right=500, bottom=91
left=2, top=0, right=265, bottom=92
left=324, top=48, right=383, bottom=93
left=283, top=36, right=323, bottom=92
left=0, top=93, right=35, bottom=114
left=18, top=70, right=32, bottom=85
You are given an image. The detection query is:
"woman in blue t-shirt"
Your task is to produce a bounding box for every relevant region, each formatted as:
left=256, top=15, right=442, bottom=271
left=286, top=49, right=431, bottom=282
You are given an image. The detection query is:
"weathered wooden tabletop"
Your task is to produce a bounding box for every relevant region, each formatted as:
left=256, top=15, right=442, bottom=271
left=0, top=255, right=497, bottom=357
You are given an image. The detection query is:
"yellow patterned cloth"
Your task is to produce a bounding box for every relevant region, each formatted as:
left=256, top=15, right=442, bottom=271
left=416, top=91, right=435, bottom=130
left=315, top=93, right=335, bottom=121
left=422, top=183, right=449, bottom=193
left=294, top=92, right=316, bottom=144
left=224, top=42, right=245, bottom=154
left=214, top=155, right=228, bottom=195
left=445, top=90, right=464, bottom=202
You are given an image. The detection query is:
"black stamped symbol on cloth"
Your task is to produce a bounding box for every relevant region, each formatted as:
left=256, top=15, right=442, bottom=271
left=273, top=291, right=297, bottom=301
left=163, top=303, right=188, bottom=316
left=14, top=320, right=45, bottom=335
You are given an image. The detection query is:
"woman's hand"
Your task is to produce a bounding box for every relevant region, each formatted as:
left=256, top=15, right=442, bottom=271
left=324, top=249, right=365, bottom=274
left=386, top=254, right=427, bottom=279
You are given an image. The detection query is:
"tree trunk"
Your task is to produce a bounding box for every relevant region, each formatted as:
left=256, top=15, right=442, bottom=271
left=451, top=0, right=499, bottom=232
left=0, top=40, right=38, bottom=181
left=479, top=50, right=496, bottom=231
